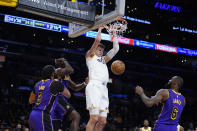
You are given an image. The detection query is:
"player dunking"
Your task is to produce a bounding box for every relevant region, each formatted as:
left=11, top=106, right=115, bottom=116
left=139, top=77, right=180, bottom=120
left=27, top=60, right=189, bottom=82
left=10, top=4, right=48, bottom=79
left=28, top=65, right=71, bottom=131
left=85, top=26, right=119, bottom=131
left=136, top=76, right=185, bottom=131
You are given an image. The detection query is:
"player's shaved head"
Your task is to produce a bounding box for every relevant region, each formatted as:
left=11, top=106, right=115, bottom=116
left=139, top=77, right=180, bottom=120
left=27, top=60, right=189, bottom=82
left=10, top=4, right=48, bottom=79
left=173, top=76, right=183, bottom=88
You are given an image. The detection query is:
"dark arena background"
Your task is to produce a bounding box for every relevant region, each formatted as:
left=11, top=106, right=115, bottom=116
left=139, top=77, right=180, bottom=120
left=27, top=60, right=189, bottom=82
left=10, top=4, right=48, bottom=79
left=0, top=0, right=197, bottom=131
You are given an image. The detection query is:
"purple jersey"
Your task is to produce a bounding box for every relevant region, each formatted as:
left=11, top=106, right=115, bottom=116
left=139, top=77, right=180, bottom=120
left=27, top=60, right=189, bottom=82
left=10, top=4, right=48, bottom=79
left=156, top=89, right=185, bottom=125
left=51, top=75, right=70, bottom=120
left=33, top=79, right=56, bottom=112
left=29, top=79, right=64, bottom=131
left=61, top=75, right=70, bottom=89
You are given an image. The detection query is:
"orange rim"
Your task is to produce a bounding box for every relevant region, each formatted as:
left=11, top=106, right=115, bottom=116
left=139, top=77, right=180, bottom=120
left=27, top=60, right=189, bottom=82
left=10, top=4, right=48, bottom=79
left=117, top=18, right=128, bottom=24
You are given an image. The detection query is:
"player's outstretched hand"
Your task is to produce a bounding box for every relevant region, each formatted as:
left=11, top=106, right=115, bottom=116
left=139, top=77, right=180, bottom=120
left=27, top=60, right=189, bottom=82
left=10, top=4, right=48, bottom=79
left=99, top=25, right=106, bottom=31
left=135, top=85, right=144, bottom=96
left=55, top=58, right=66, bottom=68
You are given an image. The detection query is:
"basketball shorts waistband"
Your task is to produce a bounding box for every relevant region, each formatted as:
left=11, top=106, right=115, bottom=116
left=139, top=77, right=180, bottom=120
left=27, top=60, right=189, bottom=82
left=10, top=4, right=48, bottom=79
left=89, top=79, right=107, bottom=86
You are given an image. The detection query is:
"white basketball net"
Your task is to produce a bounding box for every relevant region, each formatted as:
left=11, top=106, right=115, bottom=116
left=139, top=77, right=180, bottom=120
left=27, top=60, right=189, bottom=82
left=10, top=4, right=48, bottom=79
left=105, top=19, right=127, bottom=36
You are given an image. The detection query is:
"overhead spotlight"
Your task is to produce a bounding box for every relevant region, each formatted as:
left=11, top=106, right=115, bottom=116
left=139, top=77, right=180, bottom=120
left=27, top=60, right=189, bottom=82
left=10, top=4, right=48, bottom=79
left=62, top=38, right=64, bottom=41
left=33, top=33, right=36, bottom=37
left=181, top=58, right=187, bottom=63
left=145, top=35, right=150, bottom=40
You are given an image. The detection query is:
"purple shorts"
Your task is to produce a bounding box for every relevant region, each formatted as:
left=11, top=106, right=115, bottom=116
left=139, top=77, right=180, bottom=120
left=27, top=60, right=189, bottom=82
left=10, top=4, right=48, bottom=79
left=154, top=123, right=177, bottom=131
left=28, top=110, right=54, bottom=131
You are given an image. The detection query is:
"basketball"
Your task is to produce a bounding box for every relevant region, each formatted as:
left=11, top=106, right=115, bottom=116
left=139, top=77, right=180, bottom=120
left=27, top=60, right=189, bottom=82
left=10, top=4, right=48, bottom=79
left=111, top=60, right=125, bottom=75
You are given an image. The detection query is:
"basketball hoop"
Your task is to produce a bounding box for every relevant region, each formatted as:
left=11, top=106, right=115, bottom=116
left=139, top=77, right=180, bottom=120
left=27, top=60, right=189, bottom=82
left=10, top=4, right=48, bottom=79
left=105, top=18, right=128, bottom=36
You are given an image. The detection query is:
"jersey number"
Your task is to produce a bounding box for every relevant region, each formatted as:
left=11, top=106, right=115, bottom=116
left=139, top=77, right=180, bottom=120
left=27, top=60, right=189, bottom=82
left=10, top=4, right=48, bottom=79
left=36, top=92, right=42, bottom=105
left=171, top=107, right=178, bottom=120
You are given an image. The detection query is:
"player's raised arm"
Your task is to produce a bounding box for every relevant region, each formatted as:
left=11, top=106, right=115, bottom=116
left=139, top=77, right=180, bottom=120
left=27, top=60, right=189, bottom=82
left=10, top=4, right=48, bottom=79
left=135, top=86, right=169, bottom=107
left=55, top=58, right=74, bottom=75
left=85, top=26, right=104, bottom=58
left=104, top=27, right=119, bottom=63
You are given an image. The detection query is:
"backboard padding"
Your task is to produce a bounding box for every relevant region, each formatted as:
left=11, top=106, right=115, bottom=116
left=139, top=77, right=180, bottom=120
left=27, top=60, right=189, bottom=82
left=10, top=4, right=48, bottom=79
left=68, top=0, right=125, bottom=38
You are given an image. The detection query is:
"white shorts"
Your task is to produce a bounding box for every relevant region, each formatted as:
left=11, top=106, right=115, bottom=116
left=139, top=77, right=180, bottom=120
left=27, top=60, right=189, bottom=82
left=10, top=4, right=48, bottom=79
left=85, top=80, right=109, bottom=118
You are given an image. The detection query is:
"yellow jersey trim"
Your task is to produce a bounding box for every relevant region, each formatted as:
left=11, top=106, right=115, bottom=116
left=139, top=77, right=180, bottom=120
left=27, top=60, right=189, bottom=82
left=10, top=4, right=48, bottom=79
left=42, top=111, right=44, bottom=131
left=42, top=79, right=50, bottom=82
left=87, top=106, right=109, bottom=113
left=64, top=75, right=70, bottom=81
left=172, top=90, right=181, bottom=95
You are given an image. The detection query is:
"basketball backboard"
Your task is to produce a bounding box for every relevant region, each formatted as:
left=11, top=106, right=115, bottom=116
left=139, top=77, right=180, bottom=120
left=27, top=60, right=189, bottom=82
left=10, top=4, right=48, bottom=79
left=68, top=0, right=126, bottom=38
left=16, top=0, right=96, bottom=26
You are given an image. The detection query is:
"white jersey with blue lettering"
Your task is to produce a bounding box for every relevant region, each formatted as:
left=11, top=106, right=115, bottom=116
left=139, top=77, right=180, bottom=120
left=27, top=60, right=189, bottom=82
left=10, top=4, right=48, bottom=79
left=85, top=54, right=109, bottom=117
left=86, top=55, right=109, bottom=83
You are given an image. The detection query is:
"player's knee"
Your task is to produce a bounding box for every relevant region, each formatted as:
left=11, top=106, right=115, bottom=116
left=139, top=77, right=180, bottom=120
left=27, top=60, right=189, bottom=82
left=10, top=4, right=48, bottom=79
left=98, top=118, right=107, bottom=126
left=74, top=111, right=80, bottom=121
left=70, top=110, right=80, bottom=121
left=90, top=115, right=99, bottom=124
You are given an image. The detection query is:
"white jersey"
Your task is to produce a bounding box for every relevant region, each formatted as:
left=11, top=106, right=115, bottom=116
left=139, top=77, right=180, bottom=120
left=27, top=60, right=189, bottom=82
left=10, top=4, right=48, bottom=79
left=141, top=127, right=151, bottom=131
left=86, top=55, right=109, bottom=83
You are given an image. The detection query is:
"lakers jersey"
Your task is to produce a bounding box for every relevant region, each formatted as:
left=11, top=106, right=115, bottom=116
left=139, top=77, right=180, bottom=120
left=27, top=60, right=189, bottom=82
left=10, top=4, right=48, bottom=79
left=51, top=75, right=71, bottom=119
left=156, top=89, right=185, bottom=125
left=86, top=55, right=109, bottom=83
left=33, top=79, right=56, bottom=112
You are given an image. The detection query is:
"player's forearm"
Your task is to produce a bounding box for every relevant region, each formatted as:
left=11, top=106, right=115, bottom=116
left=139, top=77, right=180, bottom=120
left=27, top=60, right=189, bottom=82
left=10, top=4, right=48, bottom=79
left=112, top=36, right=119, bottom=53
left=140, top=93, right=154, bottom=107
left=93, top=29, right=102, bottom=46
left=87, top=29, right=102, bottom=57
left=61, top=61, right=74, bottom=75
left=96, top=29, right=102, bottom=41
left=106, top=36, right=119, bottom=59
left=61, top=88, right=71, bottom=98
left=73, top=83, right=86, bottom=91
left=64, top=60, right=74, bottom=73
left=70, top=81, right=86, bottom=91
